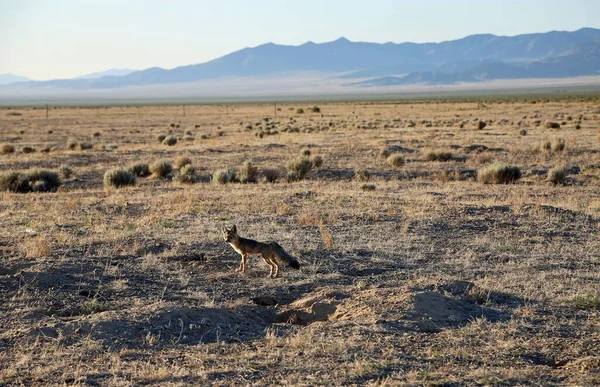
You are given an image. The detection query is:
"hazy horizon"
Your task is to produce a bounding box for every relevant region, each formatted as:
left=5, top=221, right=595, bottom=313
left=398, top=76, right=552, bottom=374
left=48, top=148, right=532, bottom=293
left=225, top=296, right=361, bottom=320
left=2, top=0, right=600, bottom=80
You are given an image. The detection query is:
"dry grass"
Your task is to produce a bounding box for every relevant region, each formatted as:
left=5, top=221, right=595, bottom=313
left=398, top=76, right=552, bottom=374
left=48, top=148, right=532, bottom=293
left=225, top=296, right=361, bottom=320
left=1, top=97, right=600, bottom=386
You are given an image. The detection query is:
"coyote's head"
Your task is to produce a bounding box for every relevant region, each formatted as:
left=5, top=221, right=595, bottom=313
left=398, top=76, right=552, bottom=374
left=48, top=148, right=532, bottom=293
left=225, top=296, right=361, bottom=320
left=222, top=225, right=238, bottom=242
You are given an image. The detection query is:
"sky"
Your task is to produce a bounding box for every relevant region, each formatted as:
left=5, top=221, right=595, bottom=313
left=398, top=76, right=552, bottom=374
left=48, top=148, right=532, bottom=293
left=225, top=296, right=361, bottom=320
left=1, top=0, right=599, bottom=80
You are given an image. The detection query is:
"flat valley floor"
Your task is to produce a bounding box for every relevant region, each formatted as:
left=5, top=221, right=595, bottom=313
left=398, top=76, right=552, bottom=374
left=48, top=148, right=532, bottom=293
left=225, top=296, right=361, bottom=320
left=1, top=98, right=600, bottom=385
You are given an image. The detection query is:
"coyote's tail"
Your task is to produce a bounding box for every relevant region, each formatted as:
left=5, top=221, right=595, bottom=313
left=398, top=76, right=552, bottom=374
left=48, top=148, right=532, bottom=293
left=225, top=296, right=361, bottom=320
left=273, top=243, right=300, bottom=269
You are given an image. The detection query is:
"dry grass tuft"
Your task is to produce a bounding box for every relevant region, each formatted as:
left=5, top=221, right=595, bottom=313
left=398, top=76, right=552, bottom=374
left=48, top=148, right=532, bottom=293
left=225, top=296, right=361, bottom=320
left=1, top=170, right=61, bottom=193
left=287, top=156, right=313, bottom=181
left=261, top=168, right=280, bottom=183
left=312, top=155, right=324, bottom=168
left=477, top=163, right=521, bottom=184
left=387, top=153, right=405, bottom=167
left=103, top=168, right=136, bottom=188
left=128, top=163, right=150, bottom=177
left=360, top=183, right=376, bottom=191
left=66, top=138, right=79, bottom=150
left=238, top=160, right=258, bottom=183
left=175, top=156, right=192, bottom=169
left=174, top=164, right=198, bottom=184
left=150, top=159, right=173, bottom=178
left=59, top=165, right=73, bottom=179
left=547, top=166, right=567, bottom=185
left=354, top=169, right=371, bottom=182
left=425, top=150, right=453, bottom=162
left=212, top=168, right=237, bottom=184
left=1, top=144, right=15, bottom=154
left=162, top=135, right=177, bottom=146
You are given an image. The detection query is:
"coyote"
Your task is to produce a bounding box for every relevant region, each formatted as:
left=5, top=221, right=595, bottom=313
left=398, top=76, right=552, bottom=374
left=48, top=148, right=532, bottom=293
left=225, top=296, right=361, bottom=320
left=222, top=225, right=300, bottom=278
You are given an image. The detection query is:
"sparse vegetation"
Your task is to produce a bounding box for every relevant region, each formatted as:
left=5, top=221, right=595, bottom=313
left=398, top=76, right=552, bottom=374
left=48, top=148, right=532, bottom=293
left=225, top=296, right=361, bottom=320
left=238, top=160, right=258, bottom=183
left=354, top=169, right=371, bottom=181
left=1, top=169, right=61, bottom=193
left=174, top=164, right=198, bottom=184
left=547, top=166, right=566, bottom=185
left=477, top=163, right=521, bottom=184
left=425, top=150, right=453, bottom=162
left=103, top=168, right=136, bottom=187
left=1, top=144, right=15, bottom=154
left=387, top=153, right=405, bottom=167
left=128, top=163, right=150, bottom=177
left=162, top=135, right=177, bottom=146
left=2, top=99, right=600, bottom=386
left=175, top=156, right=192, bottom=169
left=150, top=159, right=173, bottom=178
left=287, top=156, right=313, bottom=181
left=261, top=168, right=280, bottom=183
left=59, top=165, right=73, bottom=179
left=67, top=138, right=79, bottom=150
left=212, top=168, right=237, bottom=184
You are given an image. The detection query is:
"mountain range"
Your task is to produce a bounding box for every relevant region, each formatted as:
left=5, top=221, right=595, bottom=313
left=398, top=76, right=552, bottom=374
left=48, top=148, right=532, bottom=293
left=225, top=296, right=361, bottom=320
left=3, top=28, right=600, bottom=95
left=0, top=73, right=31, bottom=86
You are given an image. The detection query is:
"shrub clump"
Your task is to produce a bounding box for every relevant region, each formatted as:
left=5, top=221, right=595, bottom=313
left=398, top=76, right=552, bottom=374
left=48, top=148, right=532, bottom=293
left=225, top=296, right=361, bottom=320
left=175, top=156, right=192, bottom=169
left=128, top=163, right=150, bottom=177
left=311, top=106, right=320, bottom=113
left=477, top=163, right=521, bottom=184
left=261, top=168, right=280, bottom=183
left=174, top=164, right=198, bottom=184
left=296, top=108, right=304, bottom=114
left=287, top=156, right=313, bottom=181
left=312, top=155, right=323, bottom=168
left=162, top=135, right=177, bottom=146
left=519, top=129, right=527, bottom=136
left=551, top=138, right=565, bottom=152
left=238, top=161, right=258, bottom=183
left=67, top=138, right=79, bottom=150
left=300, top=148, right=311, bottom=156
left=477, top=121, right=487, bottom=130
left=378, top=148, right=390, bottom=159
left=156, top=134, right=167, bottom=143
left=79, top=143, right=93, bottom=150
left=425, top=151, right=453, bottom=162
left=1, top=144, right=15, bottom=154
left=21, top=146, right=36, bottom=154
left=545, top=121, right=560, bottom=129
left=59, top=165, right=73, bottom=179
left=1, top=169, right=61, bottom=193
left=387, top=153, right=405, bottom=168
left=212, top=168, right=237, bottom=184
left=360, top=184, right=376, bottom=191
left=103, top=168, right=136, bottom=188
left=547, top=166, right=566, bottom=185
left=150, top=159, right=173, bottom=178
left=354, top=169, right=371, bottom=182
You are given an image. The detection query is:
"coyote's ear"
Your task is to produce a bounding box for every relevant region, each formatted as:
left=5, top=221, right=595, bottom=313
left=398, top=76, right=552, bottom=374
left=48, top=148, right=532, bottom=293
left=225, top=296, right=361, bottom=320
left=231, top=225, right=237, bottom=233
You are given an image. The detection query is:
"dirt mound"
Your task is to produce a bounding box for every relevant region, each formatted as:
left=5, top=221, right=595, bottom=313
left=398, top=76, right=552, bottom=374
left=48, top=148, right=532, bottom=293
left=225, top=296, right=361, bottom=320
left=24, top=304, right=274, bottom=349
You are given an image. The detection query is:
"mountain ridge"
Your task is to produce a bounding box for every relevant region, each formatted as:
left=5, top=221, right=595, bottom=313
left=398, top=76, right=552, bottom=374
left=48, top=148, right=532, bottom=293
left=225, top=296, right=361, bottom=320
left=6, top=27, right=600, bottom=89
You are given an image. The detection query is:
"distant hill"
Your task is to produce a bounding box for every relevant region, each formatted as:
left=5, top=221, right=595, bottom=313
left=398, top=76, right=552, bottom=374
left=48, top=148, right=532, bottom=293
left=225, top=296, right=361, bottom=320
left=74, top=68, right=137, bottom=79
left=0, top=73, right=31, bottom=85
left=351, top=41, right=600, bottom=86
left=6, top=27, right=600, bottom=89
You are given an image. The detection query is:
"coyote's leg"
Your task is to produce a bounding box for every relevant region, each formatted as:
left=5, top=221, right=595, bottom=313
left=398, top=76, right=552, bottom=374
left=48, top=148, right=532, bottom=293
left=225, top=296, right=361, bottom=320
left=239, top=254, right=247, bottom=273
left=262, top=255, right=275, bottom=278
left=271, top=259, right=280, bottom=278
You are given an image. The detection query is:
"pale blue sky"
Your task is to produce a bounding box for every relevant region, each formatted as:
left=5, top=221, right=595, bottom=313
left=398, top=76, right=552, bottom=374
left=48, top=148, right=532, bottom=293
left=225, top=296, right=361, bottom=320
left=1, top=0, right=599, bottom=80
